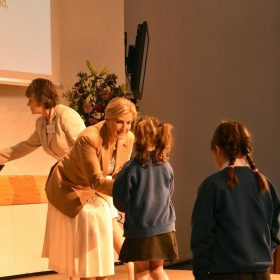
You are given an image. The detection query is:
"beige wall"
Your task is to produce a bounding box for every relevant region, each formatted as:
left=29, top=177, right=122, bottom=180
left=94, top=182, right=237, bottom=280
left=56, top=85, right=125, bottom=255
left=0, top=0, right=124, bottom=276
left=125, top=0, right=280, bottom=261
left=1, top=0, right=280, bottom=275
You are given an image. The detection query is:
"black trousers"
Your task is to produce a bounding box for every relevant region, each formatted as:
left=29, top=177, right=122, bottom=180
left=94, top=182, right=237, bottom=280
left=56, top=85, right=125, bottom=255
left=207, top=271, right=270, bottom=280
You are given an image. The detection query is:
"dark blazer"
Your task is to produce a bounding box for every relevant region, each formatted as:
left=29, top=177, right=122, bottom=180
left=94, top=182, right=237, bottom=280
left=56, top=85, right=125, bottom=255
left=45, top=120, right=134, bottom=218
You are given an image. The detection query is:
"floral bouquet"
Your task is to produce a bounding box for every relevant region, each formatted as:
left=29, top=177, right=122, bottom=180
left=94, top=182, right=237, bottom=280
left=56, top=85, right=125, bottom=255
left=63, top=61, right=135, bottom=126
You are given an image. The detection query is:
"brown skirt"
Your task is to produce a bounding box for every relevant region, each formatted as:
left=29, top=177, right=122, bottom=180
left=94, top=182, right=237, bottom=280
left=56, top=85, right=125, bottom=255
left=119, top=231, right=179, bottom=262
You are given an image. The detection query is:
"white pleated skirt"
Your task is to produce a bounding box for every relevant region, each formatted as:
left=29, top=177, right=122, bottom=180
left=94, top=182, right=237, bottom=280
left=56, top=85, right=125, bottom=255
left=42, top=194, right=115, bottom=278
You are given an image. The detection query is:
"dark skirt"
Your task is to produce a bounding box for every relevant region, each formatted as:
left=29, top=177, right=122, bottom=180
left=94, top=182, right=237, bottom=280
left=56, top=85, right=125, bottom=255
left=119, top=231, right=179, bottom=262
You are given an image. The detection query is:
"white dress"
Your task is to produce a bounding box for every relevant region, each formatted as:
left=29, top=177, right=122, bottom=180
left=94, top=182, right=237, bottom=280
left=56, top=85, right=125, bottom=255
left=42, top=194, right=115, bottom=278
left=42, top=155, right=118, bottom=278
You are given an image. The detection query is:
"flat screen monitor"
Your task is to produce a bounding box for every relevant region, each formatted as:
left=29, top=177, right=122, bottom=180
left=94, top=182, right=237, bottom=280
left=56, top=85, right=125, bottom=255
left=125, top=21, right=149, bottom=100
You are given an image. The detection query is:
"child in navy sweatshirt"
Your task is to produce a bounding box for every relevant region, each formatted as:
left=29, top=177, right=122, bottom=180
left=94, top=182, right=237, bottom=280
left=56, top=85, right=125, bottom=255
left=113, top=116, right=178, bottom=280
left=191, top=121, right=280, bottom=280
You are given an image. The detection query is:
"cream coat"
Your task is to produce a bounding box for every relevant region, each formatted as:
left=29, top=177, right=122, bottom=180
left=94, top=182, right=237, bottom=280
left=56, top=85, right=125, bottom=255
left=0, top=104, right=86, bottom=163
left=45, top=121, right=134, bottom=218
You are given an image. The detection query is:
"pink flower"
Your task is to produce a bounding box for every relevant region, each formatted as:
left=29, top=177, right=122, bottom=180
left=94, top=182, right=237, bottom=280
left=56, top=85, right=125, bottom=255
left=94, top=103, right=104, bottom=113
left=100, top=90, right=112, bottom=100
left=88, top=117, right=99, bottom=125
left=83, top=102, right=92, bottom=113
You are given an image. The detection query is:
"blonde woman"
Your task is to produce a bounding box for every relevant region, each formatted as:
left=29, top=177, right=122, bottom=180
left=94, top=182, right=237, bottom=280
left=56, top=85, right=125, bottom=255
left=43, top=97, right=137, bottom=280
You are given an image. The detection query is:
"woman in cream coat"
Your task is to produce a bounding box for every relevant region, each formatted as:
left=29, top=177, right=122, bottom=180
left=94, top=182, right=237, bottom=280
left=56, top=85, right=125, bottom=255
left=43, top=97, right=137, bottom=280
left=0, top=78, right=86, bottom=162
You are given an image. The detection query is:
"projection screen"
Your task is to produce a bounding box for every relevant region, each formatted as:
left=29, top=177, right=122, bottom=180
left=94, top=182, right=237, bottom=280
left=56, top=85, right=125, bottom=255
left=0, top=0, right=60, bottom=87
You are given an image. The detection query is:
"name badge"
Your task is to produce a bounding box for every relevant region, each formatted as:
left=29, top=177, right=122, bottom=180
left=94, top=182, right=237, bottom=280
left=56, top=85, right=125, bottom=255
left=47, top=124, right=55, bottom=134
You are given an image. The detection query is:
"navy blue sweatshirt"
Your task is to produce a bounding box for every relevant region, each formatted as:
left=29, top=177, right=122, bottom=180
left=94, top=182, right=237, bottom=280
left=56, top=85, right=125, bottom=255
left=113, top=158, right=176, bottom=238
left=191, top=167, right=280, bottom=280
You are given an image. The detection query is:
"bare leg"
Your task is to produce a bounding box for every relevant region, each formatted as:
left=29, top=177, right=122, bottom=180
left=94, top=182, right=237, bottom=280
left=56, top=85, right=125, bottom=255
left=134, top=261, right=150, bottom=280
left=113, top=218, right=134, bottom=280
left=149, top=260, right=169, bottom=280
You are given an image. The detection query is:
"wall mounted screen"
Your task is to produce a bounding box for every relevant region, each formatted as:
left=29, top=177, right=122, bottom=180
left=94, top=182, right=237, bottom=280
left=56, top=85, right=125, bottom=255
left=125, top=21, right=149, bottom=100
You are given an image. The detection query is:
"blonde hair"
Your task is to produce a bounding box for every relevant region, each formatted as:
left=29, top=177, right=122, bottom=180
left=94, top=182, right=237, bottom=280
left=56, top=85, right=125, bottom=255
left=105, top=97, right=137, bottom=120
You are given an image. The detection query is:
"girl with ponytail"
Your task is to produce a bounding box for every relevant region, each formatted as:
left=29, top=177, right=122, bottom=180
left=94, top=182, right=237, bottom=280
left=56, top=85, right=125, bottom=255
left=113, top=116, right=178, bottom=280
left=191, top=120, right=280, bottom=280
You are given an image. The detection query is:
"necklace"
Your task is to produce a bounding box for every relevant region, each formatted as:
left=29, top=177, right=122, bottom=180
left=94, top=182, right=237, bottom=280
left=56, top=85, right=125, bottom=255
left=109, top=141, right=117, bottom=159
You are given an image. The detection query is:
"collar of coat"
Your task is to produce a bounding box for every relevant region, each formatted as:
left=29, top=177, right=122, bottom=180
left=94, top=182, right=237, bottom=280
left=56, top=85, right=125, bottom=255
left=82, top=120, right=131, bottom=176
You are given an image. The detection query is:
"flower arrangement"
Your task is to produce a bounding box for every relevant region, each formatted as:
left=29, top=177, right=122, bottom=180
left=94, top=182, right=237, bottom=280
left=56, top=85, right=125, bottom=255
left=63, top=60, right=135, bottom=127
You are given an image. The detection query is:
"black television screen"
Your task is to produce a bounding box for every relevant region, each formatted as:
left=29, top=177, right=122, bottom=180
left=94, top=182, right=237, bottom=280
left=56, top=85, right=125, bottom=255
left=125, top=21, right=149, bottom=100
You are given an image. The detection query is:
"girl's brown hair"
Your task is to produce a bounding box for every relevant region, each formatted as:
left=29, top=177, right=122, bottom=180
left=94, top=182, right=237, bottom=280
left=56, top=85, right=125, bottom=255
left=211, top=121, right=268, bottom=193
left=25, top=78, right=60, bottom=109
left=134, top=116, right=173, bottom=168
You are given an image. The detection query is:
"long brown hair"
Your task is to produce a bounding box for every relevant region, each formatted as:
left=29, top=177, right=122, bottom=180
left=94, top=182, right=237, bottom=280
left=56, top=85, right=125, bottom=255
left=133, top=116, right=173, bottom=168
left=211, top=121, right=268, bottom=193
